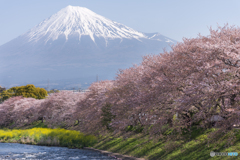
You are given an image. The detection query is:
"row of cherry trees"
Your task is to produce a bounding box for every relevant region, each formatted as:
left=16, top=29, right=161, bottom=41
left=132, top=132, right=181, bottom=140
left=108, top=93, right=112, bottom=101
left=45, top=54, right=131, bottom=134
left=73, top=25, right=240, bottom=135
left=1, top=25, right=240, bottom=136
left=0, top=91, right=84, bottom=128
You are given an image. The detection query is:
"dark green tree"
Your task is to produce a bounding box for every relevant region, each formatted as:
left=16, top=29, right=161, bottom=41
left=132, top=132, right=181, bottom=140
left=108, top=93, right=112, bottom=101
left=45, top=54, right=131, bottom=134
left=101, top=103, right=115, bottom=130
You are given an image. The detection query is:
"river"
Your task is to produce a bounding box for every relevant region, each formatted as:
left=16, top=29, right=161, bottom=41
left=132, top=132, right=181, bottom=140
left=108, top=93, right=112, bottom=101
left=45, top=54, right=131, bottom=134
left=0, top=143, right=117, bottom=160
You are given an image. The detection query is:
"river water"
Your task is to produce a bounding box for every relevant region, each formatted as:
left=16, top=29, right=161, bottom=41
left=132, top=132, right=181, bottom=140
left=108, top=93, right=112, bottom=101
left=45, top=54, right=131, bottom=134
left=0, top=143, right=117, bottom=160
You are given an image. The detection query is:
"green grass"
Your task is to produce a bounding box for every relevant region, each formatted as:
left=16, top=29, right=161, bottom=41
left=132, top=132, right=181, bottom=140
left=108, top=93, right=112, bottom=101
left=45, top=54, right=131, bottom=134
left=93, top=128, right=240, bottom=160
left=0, top=128, right=97, bottom=148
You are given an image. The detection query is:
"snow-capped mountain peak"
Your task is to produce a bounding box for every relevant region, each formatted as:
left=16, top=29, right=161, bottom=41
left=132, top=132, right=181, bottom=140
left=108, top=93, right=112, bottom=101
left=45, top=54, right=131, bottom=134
left=25, top=5, right=146, bottom=43
left=0, top=5, right=177, bottom=89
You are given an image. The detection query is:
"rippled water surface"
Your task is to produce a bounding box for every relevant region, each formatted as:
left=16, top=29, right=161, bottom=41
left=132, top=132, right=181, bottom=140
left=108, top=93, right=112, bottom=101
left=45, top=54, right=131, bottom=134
left=0, top=143, right=116, bottom=160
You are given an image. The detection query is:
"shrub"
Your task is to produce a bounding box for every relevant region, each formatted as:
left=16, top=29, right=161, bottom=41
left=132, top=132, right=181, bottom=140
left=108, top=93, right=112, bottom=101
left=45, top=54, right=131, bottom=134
left=0, top=84, right=48, bottom=102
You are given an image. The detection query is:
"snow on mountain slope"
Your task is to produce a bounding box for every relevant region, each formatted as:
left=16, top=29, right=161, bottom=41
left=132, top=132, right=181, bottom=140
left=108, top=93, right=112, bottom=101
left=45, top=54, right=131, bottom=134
left=0, top=5, right=177, bottom=89
left=25, top=5, right=146, bottom=44
left=145, top=32, right=176, bottom=43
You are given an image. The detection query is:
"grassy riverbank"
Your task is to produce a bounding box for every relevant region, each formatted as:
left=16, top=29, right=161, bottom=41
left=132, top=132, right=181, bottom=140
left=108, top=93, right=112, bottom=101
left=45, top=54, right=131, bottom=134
left=1, top=126, right=240, bottom=160
left=93, top=128, right=240, bottom=160
left=0, top=128, right=97, bottom=148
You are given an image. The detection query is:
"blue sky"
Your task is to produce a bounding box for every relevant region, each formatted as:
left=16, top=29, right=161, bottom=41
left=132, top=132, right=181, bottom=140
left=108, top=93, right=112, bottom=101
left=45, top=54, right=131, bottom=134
left=0, top=0, right=240, bottom=45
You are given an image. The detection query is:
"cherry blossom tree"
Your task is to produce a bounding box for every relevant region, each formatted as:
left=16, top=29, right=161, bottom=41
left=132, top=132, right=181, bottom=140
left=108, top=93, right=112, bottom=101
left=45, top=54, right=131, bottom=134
left=0, top=96, right=44, bottom=128
left=38, top=91, right=85, bottom=128
left=72, top=80, right=114, bottom=134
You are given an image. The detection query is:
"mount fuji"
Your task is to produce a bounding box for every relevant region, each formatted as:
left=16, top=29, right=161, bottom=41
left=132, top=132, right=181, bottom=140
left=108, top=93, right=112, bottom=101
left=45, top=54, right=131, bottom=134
left=0, top=5, right=177, bottom=89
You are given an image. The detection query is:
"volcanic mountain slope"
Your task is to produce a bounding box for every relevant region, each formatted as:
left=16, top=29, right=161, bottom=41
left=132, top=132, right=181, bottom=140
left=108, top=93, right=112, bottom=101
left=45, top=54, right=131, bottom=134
left=0, top=5, right=177, bottom=89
